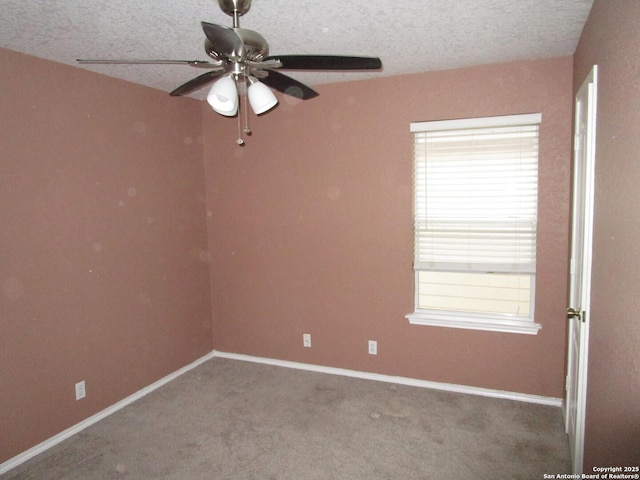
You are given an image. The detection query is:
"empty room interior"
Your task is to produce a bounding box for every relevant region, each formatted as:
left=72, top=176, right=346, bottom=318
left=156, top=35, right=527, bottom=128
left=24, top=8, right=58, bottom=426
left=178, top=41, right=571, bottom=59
left=1, top=0, right=639, bottom=477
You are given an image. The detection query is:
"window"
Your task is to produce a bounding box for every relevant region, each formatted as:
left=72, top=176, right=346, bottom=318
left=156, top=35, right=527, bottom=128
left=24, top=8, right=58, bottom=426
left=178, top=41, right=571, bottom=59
left=406, top=114, right=542, bottom=334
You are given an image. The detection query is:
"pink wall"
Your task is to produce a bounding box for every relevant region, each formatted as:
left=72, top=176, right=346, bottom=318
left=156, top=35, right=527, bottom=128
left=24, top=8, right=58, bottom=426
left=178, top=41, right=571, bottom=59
left=573, top=0, right=640, bottom=468
left=0, top=46, right=579, bottom=467
left=0, top=49, right=213, bottom=462
left=204, top=56, right=573, bottom=398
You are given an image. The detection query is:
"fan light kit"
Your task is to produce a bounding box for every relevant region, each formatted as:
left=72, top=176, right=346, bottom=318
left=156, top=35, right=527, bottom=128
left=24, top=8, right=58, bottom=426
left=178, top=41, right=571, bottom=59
left=78, top=0, right=382, bottom=145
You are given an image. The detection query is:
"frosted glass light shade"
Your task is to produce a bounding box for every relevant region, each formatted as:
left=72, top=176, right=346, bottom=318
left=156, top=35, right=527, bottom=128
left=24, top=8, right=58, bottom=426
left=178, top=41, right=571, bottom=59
left=207, top=76, right=238, bottom=116
left=248, top=81, right=278, bottom=114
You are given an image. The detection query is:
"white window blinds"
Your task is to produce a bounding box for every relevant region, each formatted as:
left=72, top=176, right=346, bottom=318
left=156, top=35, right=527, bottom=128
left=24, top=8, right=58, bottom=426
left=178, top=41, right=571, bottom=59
left=411, top=114, right=540, bottom=275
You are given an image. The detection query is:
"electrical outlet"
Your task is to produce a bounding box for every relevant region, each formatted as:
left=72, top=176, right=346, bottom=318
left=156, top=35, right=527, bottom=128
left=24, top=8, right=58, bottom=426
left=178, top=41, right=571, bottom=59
left=75, top=380, right=86, bottom=400
left=303, top=333, right=311, bottom=348
left=368, top=340, right=377, bottom=355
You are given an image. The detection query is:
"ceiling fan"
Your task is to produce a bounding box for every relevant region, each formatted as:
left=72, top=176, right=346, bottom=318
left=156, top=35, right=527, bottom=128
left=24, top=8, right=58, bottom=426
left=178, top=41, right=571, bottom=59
left=77, top=0, right=382, bottom=144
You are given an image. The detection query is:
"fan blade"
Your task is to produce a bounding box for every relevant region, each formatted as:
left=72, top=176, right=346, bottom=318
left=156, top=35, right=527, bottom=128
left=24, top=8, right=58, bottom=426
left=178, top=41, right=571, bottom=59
left=201, top=22, right=245, bottom=60
left=260, top=70, right=319, bottom=100
left=77, top=59, right=220, bottom=69
left=262, top=55, right=382, bottom=71
left=170, top=70, right=226, bottom=96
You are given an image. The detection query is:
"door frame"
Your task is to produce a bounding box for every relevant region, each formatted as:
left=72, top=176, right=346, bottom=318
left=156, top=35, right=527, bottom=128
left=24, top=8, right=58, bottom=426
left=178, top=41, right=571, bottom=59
left=565, top=64, right=598, bottom=474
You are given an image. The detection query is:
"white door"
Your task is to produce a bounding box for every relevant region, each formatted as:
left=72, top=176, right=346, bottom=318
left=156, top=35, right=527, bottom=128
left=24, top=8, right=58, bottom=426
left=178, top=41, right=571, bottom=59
left=565, top=65, right=598, bottom=474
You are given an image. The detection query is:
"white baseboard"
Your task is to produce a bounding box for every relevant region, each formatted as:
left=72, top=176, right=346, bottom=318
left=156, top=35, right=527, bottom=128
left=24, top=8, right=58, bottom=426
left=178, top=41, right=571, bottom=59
left=0, top=351, right=216, bottom=475
left=213, top=350, right=564, bottom=407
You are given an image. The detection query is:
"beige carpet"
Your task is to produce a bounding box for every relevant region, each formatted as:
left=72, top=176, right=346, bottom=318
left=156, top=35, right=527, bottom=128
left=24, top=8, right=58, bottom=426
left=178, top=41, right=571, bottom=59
left=3, top=358, right=570, bottom=479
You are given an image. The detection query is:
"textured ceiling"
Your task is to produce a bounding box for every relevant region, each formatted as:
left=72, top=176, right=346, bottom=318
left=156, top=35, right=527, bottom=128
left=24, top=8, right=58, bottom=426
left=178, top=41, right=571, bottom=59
left=0, top=0, right=593, bottom=99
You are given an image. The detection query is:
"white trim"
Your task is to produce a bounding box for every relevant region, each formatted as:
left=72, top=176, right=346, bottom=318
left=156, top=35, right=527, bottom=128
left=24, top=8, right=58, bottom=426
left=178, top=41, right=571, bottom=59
left=410, top=112, right=541, bottom=132
left=565, top=64, right=598, bottom=475
left=0, top=351, right=216, bottom=475
left=406, top=310, right=542, bottom=335
left=213, top=351, right=562, bottom=407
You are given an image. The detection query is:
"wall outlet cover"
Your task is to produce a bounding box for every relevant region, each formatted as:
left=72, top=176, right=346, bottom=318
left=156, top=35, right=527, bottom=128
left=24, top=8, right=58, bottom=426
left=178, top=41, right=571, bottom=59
left=75, top=380, right=86, bottom=400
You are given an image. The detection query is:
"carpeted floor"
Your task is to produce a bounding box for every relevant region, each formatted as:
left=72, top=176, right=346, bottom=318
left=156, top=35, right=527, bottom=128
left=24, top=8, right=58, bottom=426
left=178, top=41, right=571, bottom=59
left=3, top=358, right=570, bottom=479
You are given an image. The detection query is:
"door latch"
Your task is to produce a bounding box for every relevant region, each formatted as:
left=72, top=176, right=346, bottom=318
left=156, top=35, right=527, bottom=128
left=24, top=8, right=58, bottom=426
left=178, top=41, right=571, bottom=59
left=567, top=307, right=584, bottom=322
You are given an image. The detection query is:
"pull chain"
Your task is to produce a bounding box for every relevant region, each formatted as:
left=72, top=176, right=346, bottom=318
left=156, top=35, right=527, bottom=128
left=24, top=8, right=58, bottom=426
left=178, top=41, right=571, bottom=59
left=235, top=76, right=251, bottom=145
left=236, top=108, right=244, bottom=145
left=242, top=79, right=251, bottom=136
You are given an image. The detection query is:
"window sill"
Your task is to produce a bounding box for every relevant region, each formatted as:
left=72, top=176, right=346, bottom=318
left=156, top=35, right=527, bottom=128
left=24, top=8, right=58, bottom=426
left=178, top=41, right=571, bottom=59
left=405, top=311, right=541, bottom=335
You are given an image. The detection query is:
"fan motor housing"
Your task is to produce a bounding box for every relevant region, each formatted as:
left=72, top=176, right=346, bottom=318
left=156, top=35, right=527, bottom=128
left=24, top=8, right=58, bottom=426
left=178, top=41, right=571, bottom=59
left=205, top=28, right=269, bottom=62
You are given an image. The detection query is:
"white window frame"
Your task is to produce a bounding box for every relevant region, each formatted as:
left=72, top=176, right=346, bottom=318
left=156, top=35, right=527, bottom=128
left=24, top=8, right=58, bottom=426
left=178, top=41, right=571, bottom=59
left=406, top=113, right=542, bottom=335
